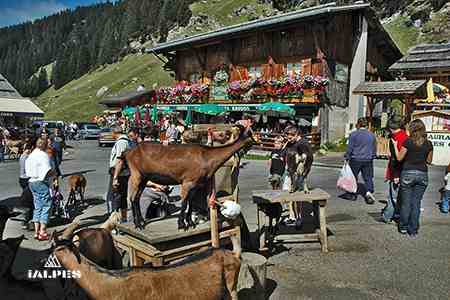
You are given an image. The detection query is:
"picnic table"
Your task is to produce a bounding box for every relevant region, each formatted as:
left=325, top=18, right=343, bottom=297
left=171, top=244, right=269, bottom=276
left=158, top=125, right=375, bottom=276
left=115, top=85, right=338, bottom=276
left=252, top=188, right=330, bottom=253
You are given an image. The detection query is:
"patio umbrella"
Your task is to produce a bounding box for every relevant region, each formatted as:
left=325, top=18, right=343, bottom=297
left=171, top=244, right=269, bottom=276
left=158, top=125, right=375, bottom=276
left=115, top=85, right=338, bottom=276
left=185, top=106, right=193, bottom=126
left=122, top=106, right=136, bottom=117
left=194, top=104, right=226, bottom=115
left=158, top=106, right=174, bottom=113
left=257, top=101, right=295, bottom=117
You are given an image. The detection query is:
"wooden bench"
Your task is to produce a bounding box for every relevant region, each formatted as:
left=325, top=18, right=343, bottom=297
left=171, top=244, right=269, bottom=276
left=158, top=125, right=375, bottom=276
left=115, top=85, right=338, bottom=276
left=252, top=188, right=330, bottom=253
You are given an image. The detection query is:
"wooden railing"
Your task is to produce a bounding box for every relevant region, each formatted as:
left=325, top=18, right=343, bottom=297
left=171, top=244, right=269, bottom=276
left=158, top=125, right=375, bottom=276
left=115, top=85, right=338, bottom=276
left=253, top=132, right=321, bottom=152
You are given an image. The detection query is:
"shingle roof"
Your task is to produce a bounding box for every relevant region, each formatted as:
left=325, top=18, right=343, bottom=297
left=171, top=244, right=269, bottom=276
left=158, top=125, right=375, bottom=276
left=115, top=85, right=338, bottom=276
left=0, top=97, right=44, bottom=116
left=353, top=80, right=427, bottom=96
left=0, top=73, right=22, bottom=98
left=389, top=43, right=450, bottom=71
left=147, top=2, right=375, bottom=53
left=99, top=89, right=154, bottom=107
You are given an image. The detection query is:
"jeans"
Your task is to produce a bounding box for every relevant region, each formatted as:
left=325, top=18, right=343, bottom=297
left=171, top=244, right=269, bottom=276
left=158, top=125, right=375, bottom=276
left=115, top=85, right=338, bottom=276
left=382, top=181, right=400, bottom=222
left=440, top=190, right=449, bottom=212
left=349, top=160, right=374, bottom=195
left=0, top=145, right=4, bottom=162
left=29, top=181, right=52, bottom=225
left=399, top=170, right=428, bottom=234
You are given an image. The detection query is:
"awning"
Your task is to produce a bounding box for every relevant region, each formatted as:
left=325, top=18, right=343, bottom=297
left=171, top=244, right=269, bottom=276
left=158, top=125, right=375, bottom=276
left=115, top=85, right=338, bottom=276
left=0, top=97, right=44, bottom=117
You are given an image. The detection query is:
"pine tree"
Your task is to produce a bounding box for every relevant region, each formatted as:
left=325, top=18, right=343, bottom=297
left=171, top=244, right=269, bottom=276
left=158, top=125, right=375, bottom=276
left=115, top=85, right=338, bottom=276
left=38, top=67, right=49, bottom=94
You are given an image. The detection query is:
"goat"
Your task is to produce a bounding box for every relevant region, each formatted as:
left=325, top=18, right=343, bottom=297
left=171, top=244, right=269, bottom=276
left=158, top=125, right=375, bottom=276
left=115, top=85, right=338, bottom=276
left=285, top=139, right=314, bottom=194
left=0, top=235, right=48, bottom=300
left=258, top=202, right=283, bottom=234
left=67, top=174, right=87, bottom=207
left=126, top=125, right=256, bottom=230
left=0, top=205, right=21, bottom=240
left=53, top=212, right=122, bottom=270
left=53, top=239, right=241, bottom=300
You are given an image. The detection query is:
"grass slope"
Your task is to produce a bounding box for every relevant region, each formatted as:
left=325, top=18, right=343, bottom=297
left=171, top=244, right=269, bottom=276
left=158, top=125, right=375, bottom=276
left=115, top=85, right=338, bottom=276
left=36, top=54, right=172, bottom=121
left=384, top=16, right=420, bottom=54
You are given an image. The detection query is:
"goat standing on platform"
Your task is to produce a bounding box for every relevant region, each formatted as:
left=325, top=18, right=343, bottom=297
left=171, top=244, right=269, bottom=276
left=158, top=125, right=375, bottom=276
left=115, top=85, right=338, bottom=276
left=125, top=125, right=255, bottom=230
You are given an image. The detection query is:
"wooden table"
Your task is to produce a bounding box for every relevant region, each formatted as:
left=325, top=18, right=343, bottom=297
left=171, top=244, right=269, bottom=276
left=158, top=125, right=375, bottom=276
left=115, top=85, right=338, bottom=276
left=252, top=188, right=330, bottom=253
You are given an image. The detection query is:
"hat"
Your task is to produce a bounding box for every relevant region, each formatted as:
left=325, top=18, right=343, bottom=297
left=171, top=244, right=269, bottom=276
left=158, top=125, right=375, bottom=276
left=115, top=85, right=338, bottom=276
left=387, top=115, right=403, bottom=130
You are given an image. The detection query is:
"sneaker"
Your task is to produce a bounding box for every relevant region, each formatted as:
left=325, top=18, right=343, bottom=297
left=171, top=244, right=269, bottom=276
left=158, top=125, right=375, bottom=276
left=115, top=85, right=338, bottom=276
left=408, top=233, right=418, bottom=239
left=399, top=229, right=407, bottom=234
left=365, top=192, right=375, bottom=204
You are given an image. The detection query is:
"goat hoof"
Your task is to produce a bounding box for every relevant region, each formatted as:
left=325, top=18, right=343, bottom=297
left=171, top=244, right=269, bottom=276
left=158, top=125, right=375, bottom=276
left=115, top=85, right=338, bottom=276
left=178, top=221, right=187, bottom=231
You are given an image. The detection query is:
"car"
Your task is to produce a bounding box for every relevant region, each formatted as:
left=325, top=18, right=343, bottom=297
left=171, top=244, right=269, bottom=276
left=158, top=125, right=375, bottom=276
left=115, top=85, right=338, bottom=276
left=98, top=128, right=115, bottom=147
left=79, top=123, right=101, bottom=140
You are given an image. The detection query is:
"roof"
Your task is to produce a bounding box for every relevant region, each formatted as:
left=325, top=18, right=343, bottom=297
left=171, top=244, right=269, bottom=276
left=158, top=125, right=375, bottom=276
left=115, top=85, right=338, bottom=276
left=99, top=89, right=154, bottom=107
left=389, top=43, right=450, bottom=72
left=0, top=73, right=22, bottom=98
left=0, top=97, right=44, bottom=117
left=148, top=2, right=375, bottom=53
left=412, top=110, right=450, bottom=118
left=353, top=80, right=427, bottom=97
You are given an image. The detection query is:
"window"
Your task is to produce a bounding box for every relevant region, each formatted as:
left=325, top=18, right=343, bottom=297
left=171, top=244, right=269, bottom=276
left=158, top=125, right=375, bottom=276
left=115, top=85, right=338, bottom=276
left=189, top=73, right=201, bottom=83
left=286, top=63, right=302, bottom=77
left=335, top=63, right=349, bottom=82
left=248, top=66, right=262, bottom=79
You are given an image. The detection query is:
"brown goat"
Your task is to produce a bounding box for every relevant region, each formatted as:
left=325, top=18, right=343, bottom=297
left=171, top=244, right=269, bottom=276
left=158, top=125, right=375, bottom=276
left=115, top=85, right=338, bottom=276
left=54, top=212, right=122, bottom=270
left=53, top=241, right=241, bottom=300
left=126, top=125, right=255, bottom=230
left=67, top=174, right=87, bottom=207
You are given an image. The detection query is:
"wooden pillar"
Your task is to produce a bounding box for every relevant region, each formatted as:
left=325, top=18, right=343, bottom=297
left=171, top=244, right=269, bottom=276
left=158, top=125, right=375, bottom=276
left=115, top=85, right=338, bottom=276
left=367, top=96, right=374, bottom=131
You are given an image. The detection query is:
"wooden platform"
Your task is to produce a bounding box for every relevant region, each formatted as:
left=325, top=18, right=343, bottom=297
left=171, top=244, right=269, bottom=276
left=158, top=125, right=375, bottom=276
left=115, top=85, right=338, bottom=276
left=253, top=188, right=330, bottom=253
left=113, top=215, right=240, bottom=267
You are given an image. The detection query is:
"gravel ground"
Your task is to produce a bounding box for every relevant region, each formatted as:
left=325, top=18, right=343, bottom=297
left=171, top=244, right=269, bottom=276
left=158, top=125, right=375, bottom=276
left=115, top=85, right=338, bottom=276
left=1, top=140, right=449, bottom=300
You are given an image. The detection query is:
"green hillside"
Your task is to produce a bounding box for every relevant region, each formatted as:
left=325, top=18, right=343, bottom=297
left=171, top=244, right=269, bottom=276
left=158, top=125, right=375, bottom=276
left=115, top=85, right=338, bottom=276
left=35, top=54, right=172, bottom=121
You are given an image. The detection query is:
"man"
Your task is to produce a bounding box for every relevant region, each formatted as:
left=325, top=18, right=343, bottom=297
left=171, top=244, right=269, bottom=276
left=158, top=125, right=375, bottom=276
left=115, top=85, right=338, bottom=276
left=165, top=121, right=179, bottom=144
left=25, top=138, right=55, bottom=240
left=50, top=127, right=65, bottom=167
left=19, top=143, right=33, bottom=229
left=344, top=117, right=377, bottom=204
left=0, top=129, right=4, bottom=163
left=127, top=127, right=140, bottom=147
left=109, top=127, right=132, bottom=221
left=382, top=115, right=408, bottom=222
left=140, top=180, right=170, bottom=219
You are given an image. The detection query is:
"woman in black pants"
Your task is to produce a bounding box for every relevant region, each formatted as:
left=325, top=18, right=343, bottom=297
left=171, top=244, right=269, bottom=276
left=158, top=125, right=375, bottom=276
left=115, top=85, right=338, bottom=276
left=393, top=119, right=433, bottom=238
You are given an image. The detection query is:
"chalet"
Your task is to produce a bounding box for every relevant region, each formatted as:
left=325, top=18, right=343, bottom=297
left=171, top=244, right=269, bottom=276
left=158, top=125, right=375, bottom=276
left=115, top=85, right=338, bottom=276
left=390, top=43, right=450, bottom=89
left=147, top=2, right=402, bottom=142
left=0, top=73, right=44, bottom=127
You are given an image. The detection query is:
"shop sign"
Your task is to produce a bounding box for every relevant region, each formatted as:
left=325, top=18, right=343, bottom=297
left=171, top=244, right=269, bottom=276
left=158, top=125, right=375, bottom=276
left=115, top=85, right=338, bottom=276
left=427, top=132, right=450, bottom=166
left=428, top=132, right=450, bottom=148
left=0, top=112, right=13, bottom=117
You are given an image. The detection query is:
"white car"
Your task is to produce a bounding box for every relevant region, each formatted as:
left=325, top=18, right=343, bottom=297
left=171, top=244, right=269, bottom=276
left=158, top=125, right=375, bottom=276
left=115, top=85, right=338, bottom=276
left=79, top=124, right=101, bottom=139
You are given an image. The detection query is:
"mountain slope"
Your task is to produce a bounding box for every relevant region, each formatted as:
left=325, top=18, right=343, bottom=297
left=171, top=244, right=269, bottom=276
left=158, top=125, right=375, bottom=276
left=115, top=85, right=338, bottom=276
left=36, top=54, right=171, bottom=121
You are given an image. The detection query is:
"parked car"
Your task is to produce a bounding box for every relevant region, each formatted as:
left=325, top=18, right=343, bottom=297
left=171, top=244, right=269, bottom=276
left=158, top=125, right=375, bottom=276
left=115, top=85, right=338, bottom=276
left=98, top=128, right=115, bottom=147
left=79, top=123, right=101, bottom=139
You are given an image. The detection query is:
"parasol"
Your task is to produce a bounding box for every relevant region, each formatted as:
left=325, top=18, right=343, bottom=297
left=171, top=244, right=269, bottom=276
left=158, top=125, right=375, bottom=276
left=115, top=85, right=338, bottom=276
left=194, top=104, right=226, bottom=115
left=185, top=106, right=193, bottom=125
left=257, top=101, right=295, bottom=117
left=151, top=105, right=158, bottom=122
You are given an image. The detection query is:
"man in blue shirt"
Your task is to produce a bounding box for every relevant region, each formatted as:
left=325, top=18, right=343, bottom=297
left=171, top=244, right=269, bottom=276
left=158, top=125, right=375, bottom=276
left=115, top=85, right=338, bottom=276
left=344, top=118, right=377, bottom=204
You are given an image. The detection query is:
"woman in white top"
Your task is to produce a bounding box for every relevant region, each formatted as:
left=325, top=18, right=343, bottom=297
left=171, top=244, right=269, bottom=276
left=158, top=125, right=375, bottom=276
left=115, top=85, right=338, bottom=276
left=25, top=138, right=55, bottom=240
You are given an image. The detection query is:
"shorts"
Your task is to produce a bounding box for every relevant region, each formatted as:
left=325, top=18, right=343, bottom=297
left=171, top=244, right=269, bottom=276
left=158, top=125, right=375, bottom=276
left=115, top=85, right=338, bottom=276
left=111, top=175, right=129, bottom=211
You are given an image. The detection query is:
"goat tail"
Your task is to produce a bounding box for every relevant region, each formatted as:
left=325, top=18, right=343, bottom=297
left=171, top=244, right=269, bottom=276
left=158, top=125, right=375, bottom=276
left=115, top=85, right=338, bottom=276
left=100, top=211, right=121, bottom=232
left=61, top=221, right=81, bottom=239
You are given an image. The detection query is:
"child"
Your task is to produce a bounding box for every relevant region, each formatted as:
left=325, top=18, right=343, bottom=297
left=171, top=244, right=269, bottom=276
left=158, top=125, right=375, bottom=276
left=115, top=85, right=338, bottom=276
left=440, top=163, right=450, bottom=214
left=268, top=137, right=285, bottom=190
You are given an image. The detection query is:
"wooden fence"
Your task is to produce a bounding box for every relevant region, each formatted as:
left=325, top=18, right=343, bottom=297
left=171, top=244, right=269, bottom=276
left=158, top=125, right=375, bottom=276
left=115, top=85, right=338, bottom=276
left=252, top=132, right=321, bottom=152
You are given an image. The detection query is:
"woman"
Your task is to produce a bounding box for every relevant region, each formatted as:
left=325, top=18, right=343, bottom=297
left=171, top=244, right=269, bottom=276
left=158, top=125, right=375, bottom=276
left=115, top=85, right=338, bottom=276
left=393, top=119, right=433, bottom=238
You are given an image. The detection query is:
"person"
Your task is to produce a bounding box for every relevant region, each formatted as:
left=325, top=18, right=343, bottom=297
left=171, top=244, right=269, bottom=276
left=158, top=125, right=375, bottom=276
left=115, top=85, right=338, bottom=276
left=139, top=180, right=170, bottom=219
left=165, top=121, right=179, bottom=144
left=127, top=127, right=141, bottom=147
left=19, top=142, right=33, bottom=229
left=25, top=138, right=55, bottom=241
left=382, top=116, right=408, bottom=223
left=440, top=163, right=450, bottom=213
left=50, top=127, right=65, bottom=168
left=109, top=127, right=132, bottom=221
left=268, top=137, right=285, bottom=190
left=393, top=119, right=433, bottom=238
left=343, top=117, right=377, bottom=204
left=0, top=129, right=5, bottom=163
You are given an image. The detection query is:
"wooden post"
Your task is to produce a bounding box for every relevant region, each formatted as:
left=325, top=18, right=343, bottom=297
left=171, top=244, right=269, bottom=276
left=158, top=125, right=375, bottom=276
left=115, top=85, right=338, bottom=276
left=237, top=252, right=267, bottom=300
left=210, top=206, right=220, bottom=248
left=367, top=96, right=374, bottom=131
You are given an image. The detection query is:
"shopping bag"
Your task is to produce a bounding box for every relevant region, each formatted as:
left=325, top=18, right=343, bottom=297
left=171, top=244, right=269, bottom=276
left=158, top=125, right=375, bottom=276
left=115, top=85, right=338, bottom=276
left=337, top=163, right=357, bottom=193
